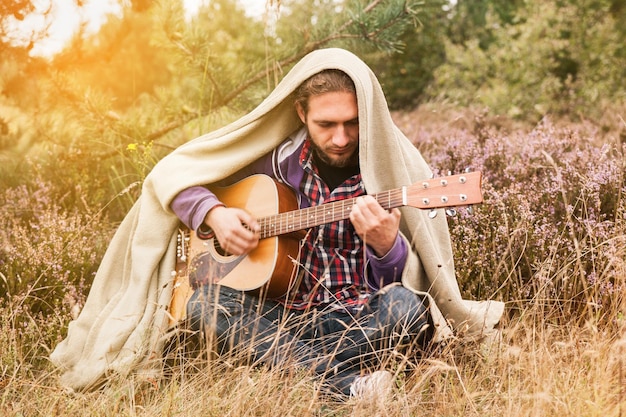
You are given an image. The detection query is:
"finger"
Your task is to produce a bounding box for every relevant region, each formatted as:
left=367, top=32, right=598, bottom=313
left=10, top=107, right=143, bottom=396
left=230, top=218, right=259, bottom=244
left=354, top=197, right=393, bottom=226
left=352, top=196, right=372, bottom=218
left=221, top=231, right=258, bottom=256
left=360, top=195, right=391, bottom=218
left=389, top=207, right=401, bottom=222
left=236, top=210, right=260, bottom=234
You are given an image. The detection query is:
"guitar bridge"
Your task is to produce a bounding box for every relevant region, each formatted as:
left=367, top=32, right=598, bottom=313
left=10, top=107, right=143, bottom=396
left=176, top=228, right=190, bottom=263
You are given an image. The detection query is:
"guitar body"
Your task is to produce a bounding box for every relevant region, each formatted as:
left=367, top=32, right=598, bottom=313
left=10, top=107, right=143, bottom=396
left=168, top=170, right=484, bottom=326
left=169, top=175, right=301, bottom=325
left=193, top=174, right=301, bottom=294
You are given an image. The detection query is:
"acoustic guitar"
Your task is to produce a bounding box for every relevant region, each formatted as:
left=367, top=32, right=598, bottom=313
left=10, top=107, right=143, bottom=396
left=168, top=171, right=483, bottom=326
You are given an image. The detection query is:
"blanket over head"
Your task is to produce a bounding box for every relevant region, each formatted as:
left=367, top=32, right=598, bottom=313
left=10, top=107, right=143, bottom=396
left=50, top=48, right=504, bottom=391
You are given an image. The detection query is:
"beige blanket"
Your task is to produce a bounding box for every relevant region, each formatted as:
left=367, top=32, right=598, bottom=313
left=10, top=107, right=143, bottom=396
left=50, top=48, right=504, bottom=391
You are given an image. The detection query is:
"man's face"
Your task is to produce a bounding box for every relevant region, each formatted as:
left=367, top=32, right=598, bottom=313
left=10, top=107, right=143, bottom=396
left=296, top=91, right=359, bottom=168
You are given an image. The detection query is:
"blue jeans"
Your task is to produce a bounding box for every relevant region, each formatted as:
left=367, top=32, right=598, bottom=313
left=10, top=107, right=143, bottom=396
left=186, top=284, right=433, bottom=396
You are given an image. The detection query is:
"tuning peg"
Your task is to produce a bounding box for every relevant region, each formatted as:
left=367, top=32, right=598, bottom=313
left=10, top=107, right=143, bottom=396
left=465, top=167, right=472, bottom=173
left=467, top=205, right=474, bottom=215
left=428, top=209, right=438, bottom=219
left=446, top=208, right=457, bottom=217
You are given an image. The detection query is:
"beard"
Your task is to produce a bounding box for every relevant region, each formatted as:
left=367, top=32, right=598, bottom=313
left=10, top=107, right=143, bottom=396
left=309, top=138, right=359, bottom=168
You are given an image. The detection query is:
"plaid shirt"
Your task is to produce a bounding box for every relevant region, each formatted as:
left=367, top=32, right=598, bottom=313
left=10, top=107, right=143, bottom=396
left=285, top=140, right=369, bottom=312
left=171, top=130, right=408, bottom=312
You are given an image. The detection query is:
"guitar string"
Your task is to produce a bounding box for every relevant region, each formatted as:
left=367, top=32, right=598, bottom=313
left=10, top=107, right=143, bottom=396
left=259, top=189, right=406, bottom=239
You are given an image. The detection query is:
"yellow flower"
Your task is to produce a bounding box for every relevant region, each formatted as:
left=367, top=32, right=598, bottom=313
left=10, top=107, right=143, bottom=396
left=127, top=143, right=138, bottom=151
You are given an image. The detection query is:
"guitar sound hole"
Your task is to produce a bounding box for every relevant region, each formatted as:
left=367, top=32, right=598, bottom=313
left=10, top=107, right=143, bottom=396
left=213, top=240, right=234, bottom=257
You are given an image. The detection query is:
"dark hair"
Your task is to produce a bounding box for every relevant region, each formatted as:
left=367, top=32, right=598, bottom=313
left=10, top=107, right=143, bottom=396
left=293, top=69, right=356, bottom=115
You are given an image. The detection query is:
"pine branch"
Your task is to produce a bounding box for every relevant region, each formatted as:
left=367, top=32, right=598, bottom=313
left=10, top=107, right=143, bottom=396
left=147, top=0, right=418, bottom=146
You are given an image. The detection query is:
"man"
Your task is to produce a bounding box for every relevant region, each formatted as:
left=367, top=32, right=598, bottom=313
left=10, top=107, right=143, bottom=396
left=50, top=48, right=503, bottom=394
left=171, top=69, right=433, bottom=398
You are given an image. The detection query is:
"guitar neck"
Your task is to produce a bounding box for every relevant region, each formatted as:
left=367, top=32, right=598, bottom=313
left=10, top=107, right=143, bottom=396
left=255, top=171, right=482, bottom=239
left=258, top=188, right=403, bottom=239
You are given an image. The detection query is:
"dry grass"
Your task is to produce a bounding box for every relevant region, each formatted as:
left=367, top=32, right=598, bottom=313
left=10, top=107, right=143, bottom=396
left=2, top=307, right=625, bottom=416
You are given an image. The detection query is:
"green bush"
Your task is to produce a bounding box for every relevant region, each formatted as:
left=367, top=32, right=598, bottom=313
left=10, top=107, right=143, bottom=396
left=427, top=0, right=626, bottom=121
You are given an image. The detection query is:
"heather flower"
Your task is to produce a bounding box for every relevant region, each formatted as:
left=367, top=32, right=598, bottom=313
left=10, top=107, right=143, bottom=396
left=396, top=110, right=626, bottom=323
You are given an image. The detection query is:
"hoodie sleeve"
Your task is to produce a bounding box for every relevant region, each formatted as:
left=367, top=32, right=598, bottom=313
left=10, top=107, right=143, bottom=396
left=364, top=234, right=408, bottom=291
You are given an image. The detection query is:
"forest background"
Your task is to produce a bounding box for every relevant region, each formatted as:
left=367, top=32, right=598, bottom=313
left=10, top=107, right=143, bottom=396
left=1, top=0, right=626, bottom=415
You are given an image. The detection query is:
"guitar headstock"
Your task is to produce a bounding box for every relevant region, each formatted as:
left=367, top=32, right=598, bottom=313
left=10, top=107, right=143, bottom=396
left=405, top=171, right=483, bottom=210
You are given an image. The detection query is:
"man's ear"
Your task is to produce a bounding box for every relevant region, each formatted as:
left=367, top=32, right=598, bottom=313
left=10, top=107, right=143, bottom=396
left=295, top=103, right=306, bottom=124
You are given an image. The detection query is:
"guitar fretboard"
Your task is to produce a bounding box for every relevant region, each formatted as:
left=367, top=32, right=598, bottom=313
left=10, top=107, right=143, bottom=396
left=258, top=188, right=405, bottom=239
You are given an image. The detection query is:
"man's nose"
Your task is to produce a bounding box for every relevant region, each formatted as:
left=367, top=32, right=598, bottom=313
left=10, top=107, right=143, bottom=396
left=332, top=125, right=350, bottom=147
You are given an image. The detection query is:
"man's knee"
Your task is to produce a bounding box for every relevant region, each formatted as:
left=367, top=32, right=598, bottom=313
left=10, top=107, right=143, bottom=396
left=376, top=285, right=433, bottom=343
left=378, top=285, right=428, bottom=315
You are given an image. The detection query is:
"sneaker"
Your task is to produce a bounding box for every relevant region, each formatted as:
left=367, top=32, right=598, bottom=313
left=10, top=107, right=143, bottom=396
left=349, top=370, right=394, bottom=400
